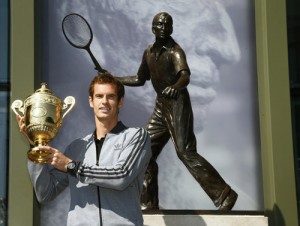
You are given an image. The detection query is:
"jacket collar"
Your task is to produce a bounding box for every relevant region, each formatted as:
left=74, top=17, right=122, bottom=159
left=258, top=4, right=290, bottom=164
left=93, top=121, right=127, bottom=140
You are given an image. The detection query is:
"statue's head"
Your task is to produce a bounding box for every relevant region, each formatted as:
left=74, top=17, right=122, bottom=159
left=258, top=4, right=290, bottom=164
left=152, top=12, right=173, bottom=39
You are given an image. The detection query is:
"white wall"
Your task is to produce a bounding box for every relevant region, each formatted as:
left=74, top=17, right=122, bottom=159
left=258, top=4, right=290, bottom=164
left=40, top=0, right=262, bottom=224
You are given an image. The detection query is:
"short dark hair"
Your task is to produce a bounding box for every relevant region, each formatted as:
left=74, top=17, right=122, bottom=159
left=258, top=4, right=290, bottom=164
left=89, top=72, right=125, bottom=101
left=152, top=12, right=173, bottom=27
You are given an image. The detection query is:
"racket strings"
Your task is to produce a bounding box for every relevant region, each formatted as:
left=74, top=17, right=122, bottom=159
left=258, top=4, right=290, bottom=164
left=63, top=15, right=92, bottom=48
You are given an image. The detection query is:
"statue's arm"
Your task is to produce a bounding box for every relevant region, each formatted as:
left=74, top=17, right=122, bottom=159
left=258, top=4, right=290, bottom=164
left=172, top=69, right=190, bottom=90
left=115, top=75, right=146, bottom=87
left=162, top=70, right=190, bottom=98
left=114, top=48, right=150, bottom=87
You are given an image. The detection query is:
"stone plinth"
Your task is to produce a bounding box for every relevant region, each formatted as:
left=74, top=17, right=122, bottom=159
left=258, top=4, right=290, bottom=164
left=143, top=210, right=268, bottom=226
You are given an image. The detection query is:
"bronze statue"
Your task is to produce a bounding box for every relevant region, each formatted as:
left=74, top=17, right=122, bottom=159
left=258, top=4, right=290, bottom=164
left=116, top=12, right=238, bottom=210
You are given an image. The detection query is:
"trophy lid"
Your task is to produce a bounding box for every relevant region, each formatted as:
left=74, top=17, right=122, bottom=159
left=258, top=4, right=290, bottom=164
left=35, top=83, right=52, bottom=94
left=23, top=82, right=63, bottom=107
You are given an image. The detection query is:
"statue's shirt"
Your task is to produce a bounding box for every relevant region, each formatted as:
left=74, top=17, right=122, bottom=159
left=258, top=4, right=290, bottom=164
left=137, top=37, right=190, bottom=96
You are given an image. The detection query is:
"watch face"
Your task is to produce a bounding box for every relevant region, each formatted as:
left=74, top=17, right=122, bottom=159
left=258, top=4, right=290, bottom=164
left=68, top=162, right=76, bottom=170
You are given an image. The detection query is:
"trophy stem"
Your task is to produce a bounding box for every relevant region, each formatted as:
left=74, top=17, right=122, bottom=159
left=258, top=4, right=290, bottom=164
left=28, top=140, right=51, bottom=164
left=27, top=146, right=52, bottom=164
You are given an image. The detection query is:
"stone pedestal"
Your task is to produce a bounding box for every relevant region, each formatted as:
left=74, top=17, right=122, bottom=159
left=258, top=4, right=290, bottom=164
left=143, top=210, right=268, bottom=226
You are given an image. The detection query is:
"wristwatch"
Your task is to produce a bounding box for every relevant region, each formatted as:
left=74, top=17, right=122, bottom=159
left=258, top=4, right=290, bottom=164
left=66, top=160, right=77, bottom=175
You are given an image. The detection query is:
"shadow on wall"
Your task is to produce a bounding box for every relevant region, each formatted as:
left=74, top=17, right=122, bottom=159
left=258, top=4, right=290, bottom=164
left=163, top=215, right=207, bottom=226
left=265, top=204, right=285, bottom=226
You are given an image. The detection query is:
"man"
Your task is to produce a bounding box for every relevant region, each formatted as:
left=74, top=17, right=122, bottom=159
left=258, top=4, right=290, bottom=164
left=116, top=12, right=237, bottom=210
left=17, top=73, right=152, bottom=226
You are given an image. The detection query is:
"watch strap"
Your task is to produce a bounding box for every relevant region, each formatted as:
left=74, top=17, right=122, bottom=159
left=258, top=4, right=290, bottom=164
left=67, top=160, right=79, bottom=176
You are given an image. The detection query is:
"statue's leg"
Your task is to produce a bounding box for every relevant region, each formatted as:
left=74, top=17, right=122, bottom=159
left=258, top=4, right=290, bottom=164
left=141, top=104, right=170, bottom=210
left=140, top=158, right=159, bottom=209
left=168, top=95, right=237, bottom=209
left=178, top=150, right=237, bottom=209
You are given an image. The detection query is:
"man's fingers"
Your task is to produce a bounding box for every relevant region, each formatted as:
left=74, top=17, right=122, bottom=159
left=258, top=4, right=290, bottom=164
left=17, top=115, right=25, bottom=128
left=38, top=146, right=59, bottom=154
left=20, top=124, right=27, bottom=132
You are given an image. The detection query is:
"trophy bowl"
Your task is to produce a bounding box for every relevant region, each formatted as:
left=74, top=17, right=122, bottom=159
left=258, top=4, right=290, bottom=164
left=11, top=83, right=76, bottom=163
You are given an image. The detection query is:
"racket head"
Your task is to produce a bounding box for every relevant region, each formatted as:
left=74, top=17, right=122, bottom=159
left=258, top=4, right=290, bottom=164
left=62, top=13, right=93, bottom=49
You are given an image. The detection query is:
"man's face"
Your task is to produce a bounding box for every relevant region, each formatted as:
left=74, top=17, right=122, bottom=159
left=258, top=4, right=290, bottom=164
left=89, top=83, right=123, bottom=122
left=152, top=14, right=173, bottom=39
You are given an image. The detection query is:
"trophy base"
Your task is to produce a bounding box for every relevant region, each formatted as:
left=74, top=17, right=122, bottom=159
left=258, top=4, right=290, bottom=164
left=28, top=147, right=52, bottom=164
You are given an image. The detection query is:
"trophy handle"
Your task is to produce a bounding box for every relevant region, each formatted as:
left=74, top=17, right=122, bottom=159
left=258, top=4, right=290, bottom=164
left=62, top=96, right=76, bottom=119
left=11, top=100, right=25, bottom=117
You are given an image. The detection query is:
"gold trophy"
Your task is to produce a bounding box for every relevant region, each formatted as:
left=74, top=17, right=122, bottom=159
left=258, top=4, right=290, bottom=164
left=11, top=83, right=76, bottom=163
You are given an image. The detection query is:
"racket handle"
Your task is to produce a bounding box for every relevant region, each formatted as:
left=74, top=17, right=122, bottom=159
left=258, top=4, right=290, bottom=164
left=86, top=48, right=107, bottom=73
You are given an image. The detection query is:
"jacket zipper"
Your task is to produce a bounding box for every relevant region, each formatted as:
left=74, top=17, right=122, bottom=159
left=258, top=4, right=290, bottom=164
left=95, top=137, right=105, bottom=226
left=97, top=184, right=103, bottom=226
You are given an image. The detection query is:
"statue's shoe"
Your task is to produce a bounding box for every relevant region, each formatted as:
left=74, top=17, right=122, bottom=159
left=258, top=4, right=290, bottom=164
left=219, top=189, right=238, bottom=211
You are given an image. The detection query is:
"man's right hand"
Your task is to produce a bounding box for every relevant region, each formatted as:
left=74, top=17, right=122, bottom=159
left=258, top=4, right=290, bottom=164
left=38, top=146, right=72, bottom=172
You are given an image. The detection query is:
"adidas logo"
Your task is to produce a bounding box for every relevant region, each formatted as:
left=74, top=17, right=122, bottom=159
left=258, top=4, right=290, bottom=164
left=114, top=144, right=122, bottom=150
